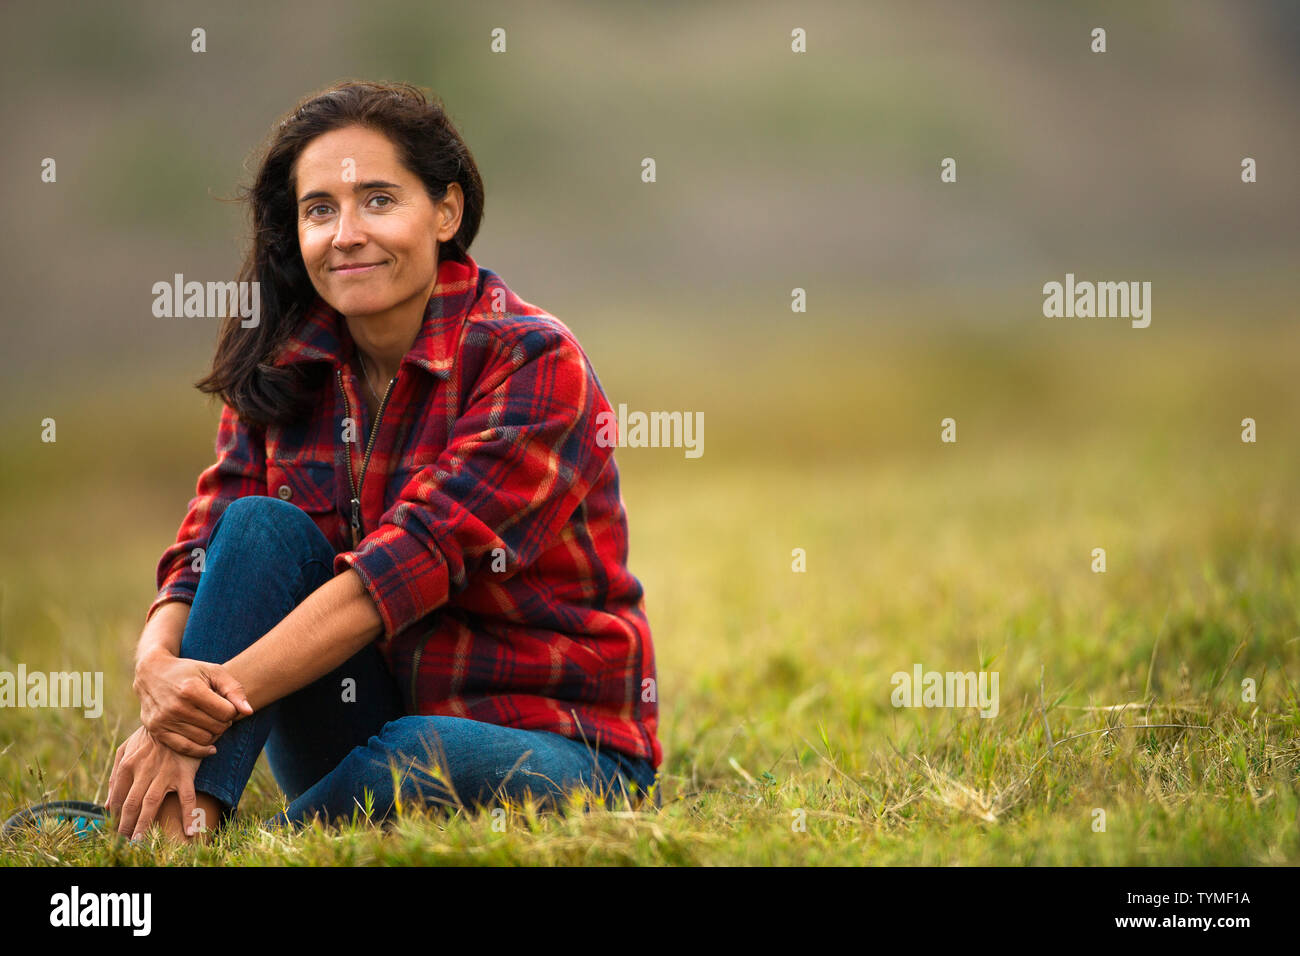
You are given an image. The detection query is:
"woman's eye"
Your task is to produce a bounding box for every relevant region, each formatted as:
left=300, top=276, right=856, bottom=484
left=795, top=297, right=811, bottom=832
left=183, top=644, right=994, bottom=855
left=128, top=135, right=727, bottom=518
left=305, top=196, right=389, bottom=218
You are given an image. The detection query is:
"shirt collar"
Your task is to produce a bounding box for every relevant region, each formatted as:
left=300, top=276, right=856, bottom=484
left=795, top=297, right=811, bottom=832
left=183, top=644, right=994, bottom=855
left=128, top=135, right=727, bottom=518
left=272, top=253, right=480, bottom=379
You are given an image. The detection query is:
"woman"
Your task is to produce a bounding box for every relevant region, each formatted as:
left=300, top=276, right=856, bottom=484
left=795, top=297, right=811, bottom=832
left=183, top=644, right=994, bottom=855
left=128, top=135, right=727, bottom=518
left=102, top=81, right=660, bottom=842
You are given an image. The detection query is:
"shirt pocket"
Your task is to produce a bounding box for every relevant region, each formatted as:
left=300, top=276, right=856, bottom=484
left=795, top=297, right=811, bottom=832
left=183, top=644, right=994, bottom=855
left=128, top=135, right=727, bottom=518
left=266, top=460, right=337, bottom=515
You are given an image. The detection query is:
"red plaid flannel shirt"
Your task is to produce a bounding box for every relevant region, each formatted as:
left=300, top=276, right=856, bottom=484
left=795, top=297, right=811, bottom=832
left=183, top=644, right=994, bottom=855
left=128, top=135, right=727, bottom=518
left=148, top=254, right=661, bottom=768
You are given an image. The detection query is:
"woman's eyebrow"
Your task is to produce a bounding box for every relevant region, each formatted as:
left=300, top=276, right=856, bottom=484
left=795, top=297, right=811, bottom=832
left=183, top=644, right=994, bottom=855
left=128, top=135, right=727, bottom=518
left=297, top=180, right=404, bottom=204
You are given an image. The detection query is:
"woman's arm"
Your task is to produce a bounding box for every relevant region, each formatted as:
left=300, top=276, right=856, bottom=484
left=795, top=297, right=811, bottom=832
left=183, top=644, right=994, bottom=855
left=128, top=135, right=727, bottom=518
left=133, top=600, right=251, bottom=757
left=135, top=403, right=270, bottom=752
left=130, top=571, right=380, bottom=758
left=221, top=567, right=383, bottom=711
left=135, top=599, right=189, bottom=662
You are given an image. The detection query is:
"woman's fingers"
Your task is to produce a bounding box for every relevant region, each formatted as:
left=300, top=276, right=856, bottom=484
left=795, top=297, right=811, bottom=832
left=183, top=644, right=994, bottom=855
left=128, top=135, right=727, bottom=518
left=142, top=698, right=230, bottom=742
left=117, top=777, right=144, bottom=838
left=159, top=714, right=225, bottom=746
left=132, top=778, right=169, bottom=841
left=165, top=704, right=230, bottom=738
left=157, top=729, right=219, bottom=759
left=178, top=778, right=201, bottom=837
left=107, top=746, right=129, bottom=817
left=107, top=730, right=147, bottom=819
left=205, top=665, right=253, bottom=717
left=177, top=677, right=239, bottom=725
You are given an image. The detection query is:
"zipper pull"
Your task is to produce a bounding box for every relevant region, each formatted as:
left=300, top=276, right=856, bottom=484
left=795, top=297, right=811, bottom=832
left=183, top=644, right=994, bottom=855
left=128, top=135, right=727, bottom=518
left=351, top=496, right=362, bottom=546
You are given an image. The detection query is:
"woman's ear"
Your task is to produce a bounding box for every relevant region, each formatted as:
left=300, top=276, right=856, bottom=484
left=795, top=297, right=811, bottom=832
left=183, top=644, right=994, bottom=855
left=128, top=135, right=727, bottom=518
left=437, top=182, right=464, bottom=243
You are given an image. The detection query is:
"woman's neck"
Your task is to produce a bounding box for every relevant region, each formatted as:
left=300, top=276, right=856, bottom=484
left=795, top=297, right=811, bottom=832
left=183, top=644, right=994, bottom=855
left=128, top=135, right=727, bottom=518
left=343, top=283, right=433, bottom=382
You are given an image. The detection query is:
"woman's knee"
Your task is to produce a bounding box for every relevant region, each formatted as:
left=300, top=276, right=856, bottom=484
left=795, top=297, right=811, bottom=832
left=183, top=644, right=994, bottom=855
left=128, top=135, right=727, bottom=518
left=217, top=495, right=306, bottom=537
left=211, top=496, right=331, bottom=561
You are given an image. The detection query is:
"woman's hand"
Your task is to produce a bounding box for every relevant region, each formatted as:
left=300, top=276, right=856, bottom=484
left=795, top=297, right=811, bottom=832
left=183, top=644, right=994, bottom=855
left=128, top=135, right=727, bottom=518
left=133, top=649, right=253, bottom=757
left=107, top=726, right=205, bottom=840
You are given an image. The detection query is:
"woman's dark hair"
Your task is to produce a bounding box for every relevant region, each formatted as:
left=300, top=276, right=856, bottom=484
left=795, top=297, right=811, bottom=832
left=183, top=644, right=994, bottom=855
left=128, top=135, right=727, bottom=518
left=196, top=80, right=485, bottom=427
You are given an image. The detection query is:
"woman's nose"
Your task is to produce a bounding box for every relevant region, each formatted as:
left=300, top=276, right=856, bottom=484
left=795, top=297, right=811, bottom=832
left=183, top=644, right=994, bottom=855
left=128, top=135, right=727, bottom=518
left=332, top=207, right=366, bottom=249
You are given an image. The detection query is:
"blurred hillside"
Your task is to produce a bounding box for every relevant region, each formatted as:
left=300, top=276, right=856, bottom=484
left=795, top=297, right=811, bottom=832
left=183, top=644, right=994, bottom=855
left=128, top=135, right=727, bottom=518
left=0, top=0, right=1296, bottom=409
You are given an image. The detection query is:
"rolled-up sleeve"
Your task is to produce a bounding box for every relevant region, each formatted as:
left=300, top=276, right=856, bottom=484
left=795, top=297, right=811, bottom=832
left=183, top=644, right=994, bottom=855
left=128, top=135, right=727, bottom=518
left=335, top=325, right=613, bottom=640
left=147, top=403, right=268, bottom=623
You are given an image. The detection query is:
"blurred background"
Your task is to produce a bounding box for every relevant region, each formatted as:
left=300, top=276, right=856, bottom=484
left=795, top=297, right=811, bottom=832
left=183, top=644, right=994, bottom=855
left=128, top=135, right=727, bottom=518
left=3, top=0, right=1298, bottom=380
left=1, top=0, right=1297, bottom=861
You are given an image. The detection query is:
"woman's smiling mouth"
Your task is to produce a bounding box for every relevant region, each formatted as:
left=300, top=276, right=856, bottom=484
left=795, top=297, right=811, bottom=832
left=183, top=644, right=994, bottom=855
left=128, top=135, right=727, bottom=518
left=331, top=261, right=388, bottom=275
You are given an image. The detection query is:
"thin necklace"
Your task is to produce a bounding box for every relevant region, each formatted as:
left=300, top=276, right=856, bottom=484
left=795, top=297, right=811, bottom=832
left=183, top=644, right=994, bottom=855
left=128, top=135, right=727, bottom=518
left=358, top=351, right=386, bottom=406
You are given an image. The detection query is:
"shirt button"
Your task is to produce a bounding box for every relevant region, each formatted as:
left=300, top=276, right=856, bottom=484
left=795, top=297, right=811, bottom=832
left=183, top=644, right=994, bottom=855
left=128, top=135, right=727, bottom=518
left=277, top=485, right=292, bottom=500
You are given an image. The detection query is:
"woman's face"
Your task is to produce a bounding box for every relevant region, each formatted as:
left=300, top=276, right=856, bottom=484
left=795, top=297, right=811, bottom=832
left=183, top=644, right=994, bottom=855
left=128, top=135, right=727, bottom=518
left=292, top=124, right=461, bottom=320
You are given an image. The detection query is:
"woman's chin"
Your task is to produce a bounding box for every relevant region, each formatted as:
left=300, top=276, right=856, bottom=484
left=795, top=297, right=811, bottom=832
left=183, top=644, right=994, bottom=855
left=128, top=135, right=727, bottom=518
left=328, top=292, right=397, bottom=318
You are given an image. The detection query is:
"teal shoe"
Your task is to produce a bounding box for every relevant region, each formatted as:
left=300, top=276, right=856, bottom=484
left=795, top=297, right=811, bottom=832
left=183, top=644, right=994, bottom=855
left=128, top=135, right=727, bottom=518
left=2, top=800, right=109, bottom=837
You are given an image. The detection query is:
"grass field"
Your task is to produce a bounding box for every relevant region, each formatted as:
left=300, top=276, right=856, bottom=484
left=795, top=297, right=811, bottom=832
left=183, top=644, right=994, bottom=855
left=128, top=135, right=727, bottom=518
left=2, top=286, right=1298, bottom=865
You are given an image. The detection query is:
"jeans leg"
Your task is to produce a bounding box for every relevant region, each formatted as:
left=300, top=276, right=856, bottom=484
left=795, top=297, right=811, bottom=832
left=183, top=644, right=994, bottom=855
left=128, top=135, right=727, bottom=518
left=266, top=716, right=655, bottom=828
left=181, top=496, right=345, bottom=815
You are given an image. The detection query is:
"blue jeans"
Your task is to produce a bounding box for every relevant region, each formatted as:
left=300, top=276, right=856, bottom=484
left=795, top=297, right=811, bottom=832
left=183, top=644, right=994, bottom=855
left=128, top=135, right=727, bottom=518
left=180, top=496, right=657, bottom=830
